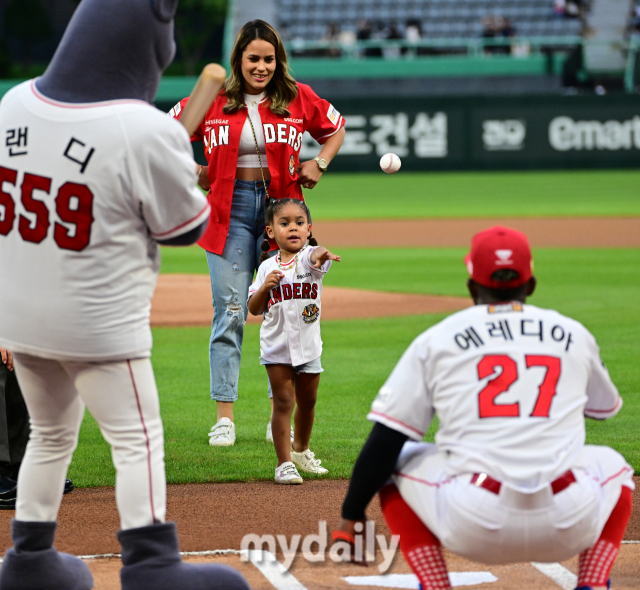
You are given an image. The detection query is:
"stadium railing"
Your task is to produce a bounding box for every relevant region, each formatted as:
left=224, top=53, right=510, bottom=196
left=278, top=37, right=638, bottom=88
left=0, top=39, right=637, bottom=103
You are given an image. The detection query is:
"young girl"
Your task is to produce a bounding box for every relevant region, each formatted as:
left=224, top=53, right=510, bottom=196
left=248, top=199, right=340, bottom=484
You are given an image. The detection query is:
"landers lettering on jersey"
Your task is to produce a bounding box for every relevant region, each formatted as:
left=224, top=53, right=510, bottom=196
left=203, top=126, right=230, bottom=153
left=453, top=317, right=574, bottom=352
left=263, top=123, right=303, bottom=151
left=302, top=303, right=320, bottom=324
left=267, top=283, right=318, bottom=310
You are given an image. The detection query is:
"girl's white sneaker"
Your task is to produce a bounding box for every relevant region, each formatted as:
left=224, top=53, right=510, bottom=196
left=275, top=462, right=303, bottom=485
left=291, top=449, right=328, bottom=474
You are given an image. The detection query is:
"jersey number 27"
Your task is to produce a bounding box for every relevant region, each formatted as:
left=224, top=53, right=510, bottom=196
left=477, top=354, right=561, bottom=419
left=0, top=166, right=94, bottom=251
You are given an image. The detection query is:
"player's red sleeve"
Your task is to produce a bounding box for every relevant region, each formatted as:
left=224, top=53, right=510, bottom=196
left=168, top=97, right=203, bottom=142
left=299, top=83, right=345, bottom=145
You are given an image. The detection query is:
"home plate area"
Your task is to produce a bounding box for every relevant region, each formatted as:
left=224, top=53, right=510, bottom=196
left=70, top=544, right=640, bottom=589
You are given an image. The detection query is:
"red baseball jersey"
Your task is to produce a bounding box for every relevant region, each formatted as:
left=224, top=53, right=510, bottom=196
left=170, top=83, right=345, bottom=254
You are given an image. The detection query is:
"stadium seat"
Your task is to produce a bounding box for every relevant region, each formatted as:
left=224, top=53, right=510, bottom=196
left=275, top=0, right=584, bottom=48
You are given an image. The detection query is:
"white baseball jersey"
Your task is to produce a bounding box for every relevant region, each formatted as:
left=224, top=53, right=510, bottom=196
left=369, top=301, right=622, bottom=492
left=248, top=246, right=331, bottom=366
left=0, top=81, right=210, bottom=361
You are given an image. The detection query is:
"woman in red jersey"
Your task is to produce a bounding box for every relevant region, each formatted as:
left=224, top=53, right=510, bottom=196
left=171, top=19, right=345, bottom=447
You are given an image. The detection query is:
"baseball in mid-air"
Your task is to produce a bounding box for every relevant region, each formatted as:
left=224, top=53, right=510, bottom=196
left=380, top=152, right=402, bottom=174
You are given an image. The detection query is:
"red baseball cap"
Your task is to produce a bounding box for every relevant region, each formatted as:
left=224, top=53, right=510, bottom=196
left=464, top=226, right=533, bottom=289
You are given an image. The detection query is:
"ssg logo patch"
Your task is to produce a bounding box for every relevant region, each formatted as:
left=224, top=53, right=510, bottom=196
left=488, top=303, right=523, bottom=314
left=302, top=303, right=320, bottom=324
left=326, top=105, right=340, bottom=125
left=288, top=154, right=296, bottom=177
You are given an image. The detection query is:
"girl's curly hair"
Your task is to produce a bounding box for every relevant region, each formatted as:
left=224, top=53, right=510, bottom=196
left=259, top=199, right=317, bottom=263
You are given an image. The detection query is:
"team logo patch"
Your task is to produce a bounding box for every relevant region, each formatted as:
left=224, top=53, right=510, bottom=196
left=495, top=249, right=514, bottom=265
left=288, top=154, right=296, bottom=177
left=488, top=302, right=523, bottom=314
left=302, top=303, right=320, bottom=324
left=326, top=104, right=340, bottom=125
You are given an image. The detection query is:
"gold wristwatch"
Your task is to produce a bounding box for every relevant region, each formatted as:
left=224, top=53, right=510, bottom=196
left=314, top=156, right=328, bottom=172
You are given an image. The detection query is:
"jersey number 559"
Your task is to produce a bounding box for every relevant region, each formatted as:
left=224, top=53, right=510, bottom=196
left=0, top=165, right=94, bottom=251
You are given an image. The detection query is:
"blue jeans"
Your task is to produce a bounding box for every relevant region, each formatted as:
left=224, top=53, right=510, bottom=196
left=205, top=179, right=268, bottom=402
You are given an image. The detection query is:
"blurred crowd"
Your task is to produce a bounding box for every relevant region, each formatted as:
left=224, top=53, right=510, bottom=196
left=282, top=0, right=591, bottom=59
left=553, top=0, right=585, bottom=19
left=481, top=16, right=516, bottom=54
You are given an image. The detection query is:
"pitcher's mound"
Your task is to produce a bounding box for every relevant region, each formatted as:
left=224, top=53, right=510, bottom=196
left=150, top=275, right=470, bottom=327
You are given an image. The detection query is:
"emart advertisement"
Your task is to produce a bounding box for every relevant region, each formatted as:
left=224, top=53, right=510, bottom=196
left=298, top=95, right=640, bottom=171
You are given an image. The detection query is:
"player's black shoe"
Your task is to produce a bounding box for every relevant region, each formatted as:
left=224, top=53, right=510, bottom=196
left=0, top=478, right=74, bottom=510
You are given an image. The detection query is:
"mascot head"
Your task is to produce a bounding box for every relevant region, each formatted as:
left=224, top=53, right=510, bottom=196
left=37, top=0, right=179, bottom=103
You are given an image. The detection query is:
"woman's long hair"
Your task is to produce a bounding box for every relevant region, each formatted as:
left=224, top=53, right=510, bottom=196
left=223, top=20, right=298, bottom=116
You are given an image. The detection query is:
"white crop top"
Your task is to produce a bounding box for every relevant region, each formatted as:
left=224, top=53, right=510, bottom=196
left=237, top=92, right=268, bottom=168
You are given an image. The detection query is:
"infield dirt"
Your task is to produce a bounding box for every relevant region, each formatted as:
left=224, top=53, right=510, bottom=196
left=151, top=216, right=638, bottom=327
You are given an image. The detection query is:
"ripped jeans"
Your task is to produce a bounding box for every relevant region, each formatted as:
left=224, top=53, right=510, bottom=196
left=205, top=179, right=268, bottom=402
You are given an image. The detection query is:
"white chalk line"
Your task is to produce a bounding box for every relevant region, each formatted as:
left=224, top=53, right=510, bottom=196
left=531, top=562, right=577, bottom=590
left=76, top=549, right=242, bottom=560
left=242, top=550, right=308, bottom=590
left=0, top=549, right=243, bottom=564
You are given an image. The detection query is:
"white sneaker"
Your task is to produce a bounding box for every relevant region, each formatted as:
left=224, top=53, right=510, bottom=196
left=275, top=462, right=303, bottom=484
left=208, top=418, right=235, bottom=447
left=266, top=421, right=294, bottom=444
left=291, top=448, right=328, bottom=474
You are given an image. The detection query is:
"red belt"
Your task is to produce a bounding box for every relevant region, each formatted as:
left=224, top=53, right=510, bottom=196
left=470, top=470, right=576, bottom=495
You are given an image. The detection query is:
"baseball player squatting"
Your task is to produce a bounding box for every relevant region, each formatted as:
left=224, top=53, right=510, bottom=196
left=334, top=226, right=633, bottom=590
left=0, top=1, right=249, bottom=589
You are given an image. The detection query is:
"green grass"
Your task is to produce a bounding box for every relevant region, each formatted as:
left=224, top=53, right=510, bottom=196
left=68, top=317, right=446, bottom=486
left=302, top=170, right=640, bottom=220
left=160, top=245, right=209, bottom=275
left=69, top=247, right=640, bottom=485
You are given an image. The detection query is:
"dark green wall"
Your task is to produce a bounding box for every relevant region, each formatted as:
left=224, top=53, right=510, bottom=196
left=158, top=93, right=640, bottom=171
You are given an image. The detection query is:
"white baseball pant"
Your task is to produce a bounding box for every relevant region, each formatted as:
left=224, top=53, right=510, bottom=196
left=13, top=354, right=166, bottom=530
left=393, top=442, right=634, bottom=564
